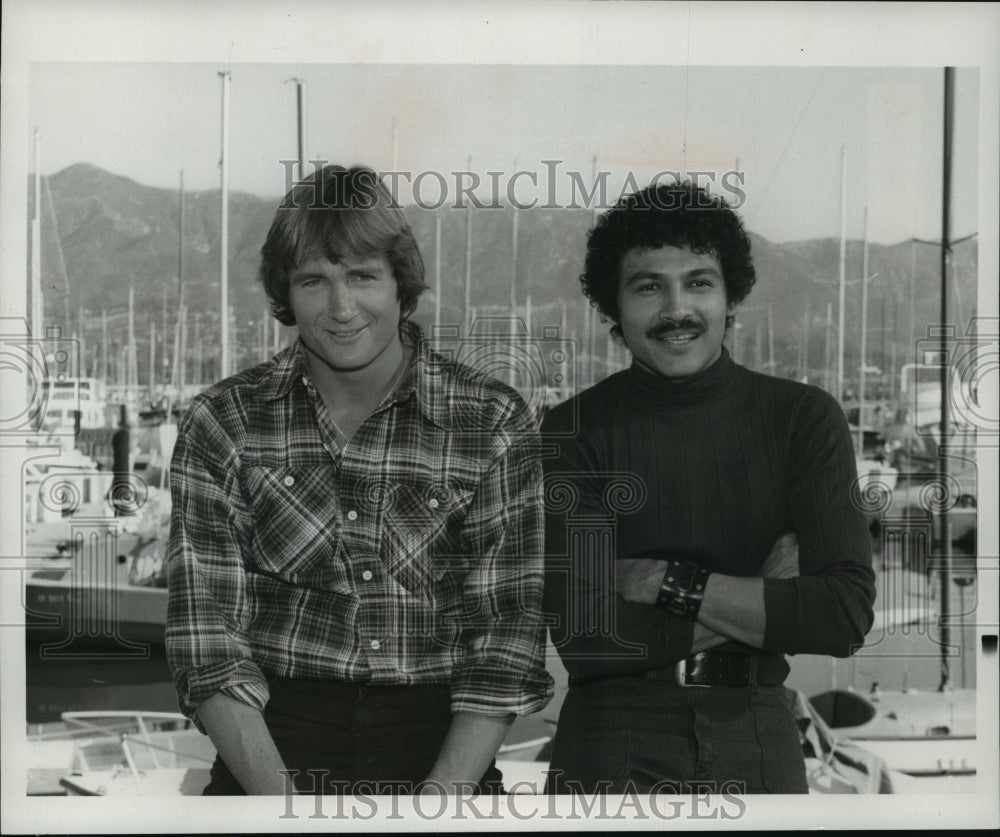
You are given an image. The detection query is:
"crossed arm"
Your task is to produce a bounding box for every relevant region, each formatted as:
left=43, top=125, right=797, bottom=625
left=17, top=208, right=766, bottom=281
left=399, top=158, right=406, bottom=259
left=614, top=532, right=800, bottom=651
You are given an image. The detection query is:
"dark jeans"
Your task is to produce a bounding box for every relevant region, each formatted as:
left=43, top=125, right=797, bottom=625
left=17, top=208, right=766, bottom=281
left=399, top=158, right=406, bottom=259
left=203, top=678, right=504, bottom=795
left=546, top=676, right=808, bottom=794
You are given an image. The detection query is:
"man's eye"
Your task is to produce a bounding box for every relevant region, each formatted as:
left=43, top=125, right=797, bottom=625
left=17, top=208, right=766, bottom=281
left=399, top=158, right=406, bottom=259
left=632, top=282, right=658, bottom=293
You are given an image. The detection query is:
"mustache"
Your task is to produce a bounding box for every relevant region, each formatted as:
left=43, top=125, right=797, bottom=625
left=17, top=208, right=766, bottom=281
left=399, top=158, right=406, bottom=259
left=646, top=317, right=704, bottom=339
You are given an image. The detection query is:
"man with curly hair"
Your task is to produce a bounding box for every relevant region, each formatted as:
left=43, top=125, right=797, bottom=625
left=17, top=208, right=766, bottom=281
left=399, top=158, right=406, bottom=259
left=542, top=180, right=875, bottom=794
left=166, top=164, right=553, bottom=796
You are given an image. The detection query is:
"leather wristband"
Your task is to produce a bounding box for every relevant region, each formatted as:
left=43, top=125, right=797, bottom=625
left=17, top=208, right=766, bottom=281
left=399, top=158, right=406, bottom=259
left=655, top=560, right=710, bottom=618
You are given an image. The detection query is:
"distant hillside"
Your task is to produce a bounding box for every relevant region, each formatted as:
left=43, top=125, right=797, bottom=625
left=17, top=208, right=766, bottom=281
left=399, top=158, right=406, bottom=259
left=29, top=163, right=978, bottom=394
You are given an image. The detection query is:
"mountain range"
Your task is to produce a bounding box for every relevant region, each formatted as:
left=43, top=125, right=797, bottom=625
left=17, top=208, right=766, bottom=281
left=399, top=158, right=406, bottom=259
left=29, top=163, right=978, bottom=396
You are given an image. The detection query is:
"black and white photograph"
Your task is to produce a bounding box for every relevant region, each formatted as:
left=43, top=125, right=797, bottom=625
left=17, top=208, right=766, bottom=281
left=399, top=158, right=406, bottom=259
left=1, top=1, right=997, bottom=831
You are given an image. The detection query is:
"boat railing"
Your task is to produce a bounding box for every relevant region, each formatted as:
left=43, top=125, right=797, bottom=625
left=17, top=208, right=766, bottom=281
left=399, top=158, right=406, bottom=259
left=120, top=728, right=216, bottom=770
left=117, top=737, right=146, bottom=794
left=42, top=711, right=206, bottom=761
left=55, top=711, right=215, bottom=794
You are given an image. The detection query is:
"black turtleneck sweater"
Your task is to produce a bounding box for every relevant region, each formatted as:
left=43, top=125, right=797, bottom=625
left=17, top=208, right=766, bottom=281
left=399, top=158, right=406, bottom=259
left=541, top=348, right=876, bottom=681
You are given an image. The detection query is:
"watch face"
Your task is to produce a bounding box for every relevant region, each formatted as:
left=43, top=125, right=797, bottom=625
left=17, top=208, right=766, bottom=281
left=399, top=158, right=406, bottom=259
left=668, top=597, right=688, bottom=617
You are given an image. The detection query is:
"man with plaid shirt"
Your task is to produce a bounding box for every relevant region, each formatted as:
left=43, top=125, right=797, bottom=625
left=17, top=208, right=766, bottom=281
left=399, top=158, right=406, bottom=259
left=166, top=164, right=553, bottom=796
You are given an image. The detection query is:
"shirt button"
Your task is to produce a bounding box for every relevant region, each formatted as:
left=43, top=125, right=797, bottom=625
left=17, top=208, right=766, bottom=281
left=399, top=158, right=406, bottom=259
left=428, top=498, right=439, bottom=510
left=283, top=476, right=295, bottom=487
left=361, top=570, right=373, bottom=581
left=370, top=639, right=381, bottom=650
left=347, top=510, right=358, bottom=521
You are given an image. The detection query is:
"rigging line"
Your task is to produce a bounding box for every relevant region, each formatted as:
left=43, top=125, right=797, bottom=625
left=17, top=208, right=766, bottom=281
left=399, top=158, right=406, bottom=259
left=744, top=68, right=829, bottom=227
left=911, top=231, right=978, bottom=248
left=43, top=173, right=71, bottom=293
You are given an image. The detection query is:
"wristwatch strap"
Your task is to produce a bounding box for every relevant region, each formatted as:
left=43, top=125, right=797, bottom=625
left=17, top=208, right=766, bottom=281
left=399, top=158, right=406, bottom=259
left=655, top=560, right=710, bottom=618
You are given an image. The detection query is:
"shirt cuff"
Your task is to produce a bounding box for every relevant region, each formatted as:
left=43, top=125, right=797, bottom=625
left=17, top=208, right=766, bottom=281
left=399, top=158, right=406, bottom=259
left=449, top=666, right=555, bottom=718
left=176, top=661, right=270, bottom=733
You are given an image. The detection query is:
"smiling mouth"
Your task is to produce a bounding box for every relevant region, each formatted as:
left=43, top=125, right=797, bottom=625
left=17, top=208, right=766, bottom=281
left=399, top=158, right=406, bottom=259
left=654, top=331, right=699, bottom=345
left=326, top=324, right=367, bottom=340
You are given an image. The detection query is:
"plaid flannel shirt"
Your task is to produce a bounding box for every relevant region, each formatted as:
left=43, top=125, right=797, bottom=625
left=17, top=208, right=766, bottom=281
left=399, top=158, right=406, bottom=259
left=166, top=322, right=553, bottom=725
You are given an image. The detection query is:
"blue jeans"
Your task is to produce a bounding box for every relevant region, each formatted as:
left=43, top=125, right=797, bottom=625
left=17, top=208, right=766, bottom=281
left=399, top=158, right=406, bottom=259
left=203, top=678, right=504, bottom=795
left=546, top=676, right=808, bottom=794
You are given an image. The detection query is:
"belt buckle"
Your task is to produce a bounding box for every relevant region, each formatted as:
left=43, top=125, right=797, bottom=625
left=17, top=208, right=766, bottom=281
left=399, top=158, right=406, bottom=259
left=673, top=658, right=710, bottom=688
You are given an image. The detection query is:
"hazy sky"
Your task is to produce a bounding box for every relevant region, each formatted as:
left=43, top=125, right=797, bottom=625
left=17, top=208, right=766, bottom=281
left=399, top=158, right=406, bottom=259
left=27, top=62, right=978, bottom=246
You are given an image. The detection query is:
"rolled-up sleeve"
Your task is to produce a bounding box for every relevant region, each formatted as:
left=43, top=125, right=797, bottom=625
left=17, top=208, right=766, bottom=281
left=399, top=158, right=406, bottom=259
left=449, top=419, right=554, bottom=717
left=166, top=399, right=270, bottom=726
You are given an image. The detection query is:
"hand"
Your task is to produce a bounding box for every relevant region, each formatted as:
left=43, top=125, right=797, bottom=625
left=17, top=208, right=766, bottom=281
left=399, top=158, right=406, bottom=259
left=757, top=532, right=799, bottom=579
left=615, top=557, right=669, bottom=604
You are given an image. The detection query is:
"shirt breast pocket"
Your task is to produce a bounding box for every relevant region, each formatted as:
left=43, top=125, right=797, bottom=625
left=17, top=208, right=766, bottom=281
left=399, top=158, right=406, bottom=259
left=242, top=465, right=342, bottom=586
left=381, top=483, right=474, bottom=595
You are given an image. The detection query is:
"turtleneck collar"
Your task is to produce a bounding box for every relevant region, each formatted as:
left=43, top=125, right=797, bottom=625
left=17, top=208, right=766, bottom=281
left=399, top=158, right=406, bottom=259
left=626, top=346, right=738, bottom=404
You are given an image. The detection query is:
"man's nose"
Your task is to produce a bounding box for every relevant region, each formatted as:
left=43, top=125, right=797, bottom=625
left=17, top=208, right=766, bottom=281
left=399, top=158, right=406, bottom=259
left=658, top=284, right=691, bottom=321
left=327, top=282, right=357, bottom=321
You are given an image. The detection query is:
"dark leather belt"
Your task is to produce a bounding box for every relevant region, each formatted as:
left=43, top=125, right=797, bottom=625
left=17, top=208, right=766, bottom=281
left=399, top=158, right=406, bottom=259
left=667, top=650, right=786, bottom=687
left=569, top=650, right=787, bottom=690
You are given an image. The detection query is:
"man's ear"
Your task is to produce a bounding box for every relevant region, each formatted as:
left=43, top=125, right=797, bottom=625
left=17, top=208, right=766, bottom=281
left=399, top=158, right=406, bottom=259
left=725, top=301, right=739, bottom=330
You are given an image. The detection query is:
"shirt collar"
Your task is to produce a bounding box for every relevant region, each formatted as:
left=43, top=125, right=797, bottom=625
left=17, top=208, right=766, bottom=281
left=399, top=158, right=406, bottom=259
left=626, top=345, right=737, bottom=404
left=256, top=320, right=451, bottom=428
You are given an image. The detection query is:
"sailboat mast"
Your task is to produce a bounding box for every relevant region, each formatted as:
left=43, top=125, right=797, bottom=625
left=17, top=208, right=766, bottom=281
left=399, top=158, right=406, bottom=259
left=800, top=300, right=810, bottom=381
left=586, top=154, right=599, bottom=387
left=823, top=303, right=833, bottom=393
left=464, top=156, right=473, bottom=334
left=836, top=146, right=847, bottom=402
left=194, top=314, right=203, bottom=387
left=177, top=169, right=186, bottom=398
left=510, top=159, right=518, bottom=315
left=219, top=71, right=231, bottom=381
left=101, top=310, right=109, bottom=384
left=285, top=77, right=308, bottom=181
left=509, top=173, right=519, bottom=388
left=858, top=205, right=870, bottom=455
left=766, top=304, right=775, bottom=373
left=128, top=286, right=138, bottom=399
left=178, top=305, right=188, bottom=399
left=31, top=129, right=43, bottom=337
left=297, top=80, right=307, bottom=180
left=149, top=319, right=156, bottom=390
left=434, top=216, right=442, bottom=329
left=937, top=67, right=955, bottom=691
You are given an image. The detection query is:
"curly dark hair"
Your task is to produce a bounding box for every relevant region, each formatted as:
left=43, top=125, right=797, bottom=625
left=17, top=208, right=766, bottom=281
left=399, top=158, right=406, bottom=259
left=581, top=180, right=756, bottom=337
left=259, top=164, right=427, bottom=326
